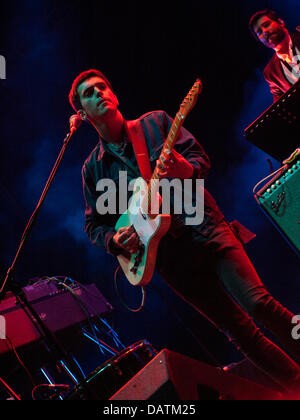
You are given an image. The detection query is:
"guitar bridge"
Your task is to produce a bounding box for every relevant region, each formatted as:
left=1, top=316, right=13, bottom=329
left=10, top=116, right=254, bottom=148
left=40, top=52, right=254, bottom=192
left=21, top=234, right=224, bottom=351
left=139, top=208, right=147, bottom=220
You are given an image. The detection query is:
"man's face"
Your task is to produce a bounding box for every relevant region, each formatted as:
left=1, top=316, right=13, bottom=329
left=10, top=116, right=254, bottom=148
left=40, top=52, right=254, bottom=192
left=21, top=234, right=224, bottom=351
left=253, top=16, right=287, bottom=49
left=77, top=76, right=119, bottom=122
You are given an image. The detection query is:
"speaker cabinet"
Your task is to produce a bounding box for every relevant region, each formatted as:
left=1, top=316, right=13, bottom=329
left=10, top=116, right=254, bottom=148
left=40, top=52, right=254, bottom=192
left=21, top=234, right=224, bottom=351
left=255, top=158, right=300, bottom=256
left=110, top=349, right=281, bottom=400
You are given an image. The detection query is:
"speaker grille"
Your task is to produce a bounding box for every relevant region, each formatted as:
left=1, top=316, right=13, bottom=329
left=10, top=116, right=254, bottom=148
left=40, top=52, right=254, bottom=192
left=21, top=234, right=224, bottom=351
left=257, top=160, right=300, bottom=255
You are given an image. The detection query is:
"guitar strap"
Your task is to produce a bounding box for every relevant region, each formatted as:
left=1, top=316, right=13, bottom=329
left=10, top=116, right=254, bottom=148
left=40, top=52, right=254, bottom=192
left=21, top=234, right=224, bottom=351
left=125, top=119, right=153, bottom=183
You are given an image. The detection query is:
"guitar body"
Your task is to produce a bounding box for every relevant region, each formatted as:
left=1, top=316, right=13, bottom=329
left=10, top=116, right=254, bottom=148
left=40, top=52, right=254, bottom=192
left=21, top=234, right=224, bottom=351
left=115, top=178, right=171, bottom=286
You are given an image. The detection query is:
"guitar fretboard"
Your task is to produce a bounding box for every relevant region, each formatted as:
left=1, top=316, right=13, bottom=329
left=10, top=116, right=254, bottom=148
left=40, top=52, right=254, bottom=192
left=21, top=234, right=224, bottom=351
left=142, top=80, right=202, bottom=216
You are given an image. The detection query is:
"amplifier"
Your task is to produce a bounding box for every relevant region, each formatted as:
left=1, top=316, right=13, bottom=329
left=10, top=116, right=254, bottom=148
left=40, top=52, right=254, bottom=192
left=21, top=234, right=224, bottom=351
left=0, top=282, right=113, bottom=354
left=255, top=157, right=300, bottom=257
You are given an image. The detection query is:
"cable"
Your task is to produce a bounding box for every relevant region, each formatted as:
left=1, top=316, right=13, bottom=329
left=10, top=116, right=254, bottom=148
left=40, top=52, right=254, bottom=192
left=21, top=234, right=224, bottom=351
left=32, top=275, right=124, bottom=349
left=266, top=158, right=274, bottom=174
left=28, top=276, right=126, bottom=357
left=31, top=384, right=70, bottom=401
left=4, top=335, right=36, bottom=388
left=114, top=266, right=146, bottom=313
left=48, top=276, right=119, bottom=356
left=53, top=278, right=106, bottom=355
left=254, top=151, right=300, bottom=196
left=71, top=356, right=86, bottom=379
left=252, top=165, right=286, bottom=196
left=65, top=279, right=125, bottom=347
left=0, top=376, right=21, bottom=400
left=92, top=322, right=125, bottom=350
left=66, top=277, right=126, bottom=349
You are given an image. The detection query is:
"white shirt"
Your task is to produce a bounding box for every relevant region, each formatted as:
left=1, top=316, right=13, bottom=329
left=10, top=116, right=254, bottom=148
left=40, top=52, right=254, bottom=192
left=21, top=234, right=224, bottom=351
left=277, top=38, right=300, bottom=84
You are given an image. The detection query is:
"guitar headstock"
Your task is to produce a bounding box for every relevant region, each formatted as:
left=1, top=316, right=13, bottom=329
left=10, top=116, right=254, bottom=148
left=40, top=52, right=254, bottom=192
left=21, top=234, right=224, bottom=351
left=179, top=79, right=203, bottom=118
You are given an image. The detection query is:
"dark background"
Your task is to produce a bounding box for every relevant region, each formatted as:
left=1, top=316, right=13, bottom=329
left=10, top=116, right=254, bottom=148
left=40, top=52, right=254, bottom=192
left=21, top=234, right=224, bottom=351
left=0, top=0, right=299, bottom=390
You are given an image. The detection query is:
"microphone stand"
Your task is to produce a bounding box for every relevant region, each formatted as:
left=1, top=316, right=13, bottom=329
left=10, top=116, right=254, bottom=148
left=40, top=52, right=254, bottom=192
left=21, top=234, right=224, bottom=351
left=0, top=128, right=75, bottom=299
left=0, top=126, right=87, bottom=397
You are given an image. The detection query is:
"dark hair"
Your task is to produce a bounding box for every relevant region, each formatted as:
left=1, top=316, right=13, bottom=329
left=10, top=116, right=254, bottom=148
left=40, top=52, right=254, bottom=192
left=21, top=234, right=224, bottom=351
left=68, top=69, right=113, bottom=111
left=249, top=9, right=283, bottom=40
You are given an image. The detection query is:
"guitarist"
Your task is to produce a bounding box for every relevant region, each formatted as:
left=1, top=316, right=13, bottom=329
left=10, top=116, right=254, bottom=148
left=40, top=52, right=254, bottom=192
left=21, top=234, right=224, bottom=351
left=69, top=69, right=300, bottom=394
left=249, top=9, right=300, bottom=102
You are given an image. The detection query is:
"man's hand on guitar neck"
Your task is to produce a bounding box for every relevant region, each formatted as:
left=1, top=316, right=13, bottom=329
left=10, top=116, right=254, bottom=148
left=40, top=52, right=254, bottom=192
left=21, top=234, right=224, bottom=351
left=113, top=226, right=141, bottom=254
left=156, top=149, right=194, bottom=179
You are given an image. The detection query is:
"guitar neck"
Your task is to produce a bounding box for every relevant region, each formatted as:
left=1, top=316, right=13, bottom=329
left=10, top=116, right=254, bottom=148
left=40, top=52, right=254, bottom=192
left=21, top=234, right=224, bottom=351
left=144, top=111, right=185, bottom=215
left=142, top=79, right=202, bottom=216
left=151, top=111, right=185, bottom=182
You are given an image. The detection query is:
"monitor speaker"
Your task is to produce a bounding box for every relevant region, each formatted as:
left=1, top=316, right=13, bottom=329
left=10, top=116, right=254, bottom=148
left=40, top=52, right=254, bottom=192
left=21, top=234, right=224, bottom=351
left=110, top=349, right=281, bottom=400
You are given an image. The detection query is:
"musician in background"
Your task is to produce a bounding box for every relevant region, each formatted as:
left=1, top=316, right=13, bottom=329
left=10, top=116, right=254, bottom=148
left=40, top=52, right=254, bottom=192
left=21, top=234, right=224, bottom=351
left=69, top=69, right=300, bottom=394
left=249, top=9, right=300, bottom=102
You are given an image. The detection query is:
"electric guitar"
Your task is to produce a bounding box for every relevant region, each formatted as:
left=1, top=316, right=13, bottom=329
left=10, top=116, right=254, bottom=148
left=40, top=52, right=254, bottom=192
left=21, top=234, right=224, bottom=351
left=115, top=79, right=203, bottom=286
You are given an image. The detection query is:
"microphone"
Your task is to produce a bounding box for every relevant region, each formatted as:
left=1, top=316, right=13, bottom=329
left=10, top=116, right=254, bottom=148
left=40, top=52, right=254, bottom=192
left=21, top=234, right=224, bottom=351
left=69, top=114, right=82, bottom=133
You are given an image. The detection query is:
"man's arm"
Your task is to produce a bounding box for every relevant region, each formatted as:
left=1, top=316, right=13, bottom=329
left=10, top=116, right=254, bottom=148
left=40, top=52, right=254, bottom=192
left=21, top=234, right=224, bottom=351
left=263, top=69, right=285, bottom=102
left=160, top=111, right=211, bottom=179
left=82, top=164, right=122, bottom=255
left=82, top=111, right=211, bottom=255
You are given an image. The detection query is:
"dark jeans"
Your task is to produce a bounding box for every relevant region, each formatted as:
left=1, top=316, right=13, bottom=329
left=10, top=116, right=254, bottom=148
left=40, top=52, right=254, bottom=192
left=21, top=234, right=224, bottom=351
left=157, top=220, right=300, bottom=390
